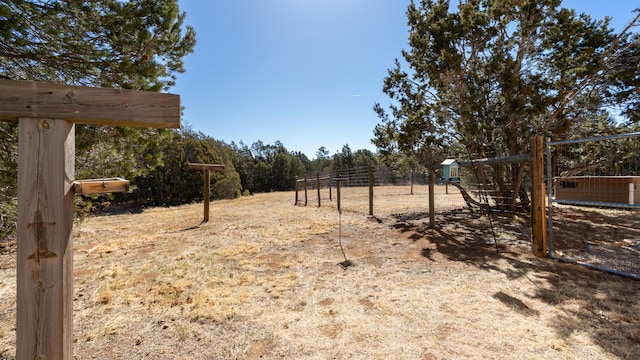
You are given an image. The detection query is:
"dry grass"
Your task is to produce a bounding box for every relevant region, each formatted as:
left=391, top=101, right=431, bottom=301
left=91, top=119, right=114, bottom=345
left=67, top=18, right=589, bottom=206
left=1, top=189, right=639, bottom=359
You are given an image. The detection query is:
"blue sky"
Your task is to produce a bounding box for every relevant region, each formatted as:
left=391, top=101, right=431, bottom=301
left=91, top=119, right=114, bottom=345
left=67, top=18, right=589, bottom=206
left=173, top=1, right=638, bottom=159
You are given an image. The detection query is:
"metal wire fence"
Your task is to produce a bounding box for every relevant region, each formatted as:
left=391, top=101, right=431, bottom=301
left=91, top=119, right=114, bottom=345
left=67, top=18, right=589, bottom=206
left=295, top=164, right=532, bottom=248
left=295, top=137, right=640, bottom=279
left=295, top=165, right=466, bottom=216
left=547, top=133, right=640, bottom=278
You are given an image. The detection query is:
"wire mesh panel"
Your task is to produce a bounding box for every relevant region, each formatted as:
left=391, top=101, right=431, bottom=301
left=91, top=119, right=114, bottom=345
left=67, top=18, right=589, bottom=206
left=335, top=166, right=464, bottom=217
left=295, top=175, right=332, bottom=207
left=444, top=166, right=532, bottom=246
left=548, top=133, right=640, bottom=278
left=371, top=165, right=431, bottom=217
left=332, top=166, right=371, bottom=214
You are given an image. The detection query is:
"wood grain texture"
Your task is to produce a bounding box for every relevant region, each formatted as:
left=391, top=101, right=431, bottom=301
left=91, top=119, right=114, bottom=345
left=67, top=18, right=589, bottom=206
left=73, top=178, right=130, bottom=195
left=0, top=79, right=180, bottom=128
left=17, top=118, right=75, bottom=360
left=530, top=136, right=548, bottom=257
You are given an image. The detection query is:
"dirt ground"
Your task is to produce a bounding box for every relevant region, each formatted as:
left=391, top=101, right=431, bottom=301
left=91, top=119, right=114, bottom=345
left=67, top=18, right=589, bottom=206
left=550, top=205, right=640, bottom=276
left=0, top=190, right=639, bottom=359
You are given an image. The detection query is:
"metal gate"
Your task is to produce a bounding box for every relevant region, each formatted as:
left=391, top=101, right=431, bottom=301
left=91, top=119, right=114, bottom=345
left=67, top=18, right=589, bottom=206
left=546, top=133, right=640, bottom=279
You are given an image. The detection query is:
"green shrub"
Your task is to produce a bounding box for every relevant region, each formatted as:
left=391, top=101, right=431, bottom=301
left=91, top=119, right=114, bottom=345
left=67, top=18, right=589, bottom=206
left=0, top=195, right=16, bottom=242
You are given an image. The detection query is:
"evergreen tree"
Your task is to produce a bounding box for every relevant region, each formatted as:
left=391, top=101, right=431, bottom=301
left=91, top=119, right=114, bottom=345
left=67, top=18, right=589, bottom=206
left=374, top=0, right=639, bottom=211
left=0, top=0, right=195, bottom=237
left=128, top=129, right=242, bottom=206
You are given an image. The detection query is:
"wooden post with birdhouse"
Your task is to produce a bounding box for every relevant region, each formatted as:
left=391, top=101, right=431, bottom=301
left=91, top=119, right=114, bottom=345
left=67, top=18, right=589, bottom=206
left=0, top=78, right=181, bottom=360
left=187, top=163, right=225, bottom=222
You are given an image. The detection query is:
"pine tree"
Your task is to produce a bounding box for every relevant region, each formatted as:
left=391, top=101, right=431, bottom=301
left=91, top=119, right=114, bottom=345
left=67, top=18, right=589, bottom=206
left=0, top=0, right=195, bottom=237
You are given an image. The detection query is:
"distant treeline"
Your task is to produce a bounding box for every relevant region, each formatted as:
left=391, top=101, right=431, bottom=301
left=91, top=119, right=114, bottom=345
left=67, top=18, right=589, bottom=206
left=0, top=125, right=380, bottom=241
left=88, top=128, right=379, bottom=208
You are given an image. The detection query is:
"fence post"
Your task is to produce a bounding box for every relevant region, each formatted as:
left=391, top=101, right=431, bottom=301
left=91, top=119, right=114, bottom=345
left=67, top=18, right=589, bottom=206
left=530, top=135, right=547, bottom=257
left=304, top=177, right=308, bottom=206
left=410, top=169, right=414, bottom=195
left=204, top=169, right=210, bottom=221
left=317, top=173, right=321, bottom=207
left=545, top=137, right=555, bottom=256
left=294, top=178, right=299, bottom=205
left=336, top=179, right=342, bottom=212
left=368, top=165, right=374, bottom=216
left=429, top=167, right=436, bottom=228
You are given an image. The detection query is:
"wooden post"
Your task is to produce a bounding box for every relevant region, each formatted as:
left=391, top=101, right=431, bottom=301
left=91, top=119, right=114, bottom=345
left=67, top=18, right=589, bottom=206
left=317, top=173, right=321, bottom=207
left=429, top=168, right=436, bottom=228
left=530, top=136, right=547, bottom=257
left=368, top=165, right=374, bottom=216
left=187, top=163, right=225, bottom=222
left=17, top=118, right=75, bottom=360
left=0, top=79, right=181, bottom=360
left=410, top=169, right=414, bottom=195
left=336, top=180, right=341, bottom=212
left=204, top=170, right=210, bottom=221
left=333, top=177, right=349, bottom=213
left=294, top=178, right=299, bottom=206
left=304, top=177, right=308, bottom=206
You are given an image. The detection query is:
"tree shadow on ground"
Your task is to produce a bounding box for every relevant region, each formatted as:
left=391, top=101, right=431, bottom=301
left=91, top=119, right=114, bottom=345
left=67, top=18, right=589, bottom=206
left=389, top=209, right=640, bottom=359
left=551, top=206, right=640, bottom=276
left=391, top=209, right=514, bottom=269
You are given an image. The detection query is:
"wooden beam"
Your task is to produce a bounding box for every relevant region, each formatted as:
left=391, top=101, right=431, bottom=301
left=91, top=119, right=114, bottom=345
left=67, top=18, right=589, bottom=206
left=187, top=163, right=225, bottom=171
left=17, top=118, right=75, bottom=359
left=0, top=79, right=180, bottom=128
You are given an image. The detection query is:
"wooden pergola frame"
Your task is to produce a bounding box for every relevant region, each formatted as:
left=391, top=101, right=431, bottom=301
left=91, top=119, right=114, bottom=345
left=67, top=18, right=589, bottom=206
left=0, top=79, right=181, bottom=360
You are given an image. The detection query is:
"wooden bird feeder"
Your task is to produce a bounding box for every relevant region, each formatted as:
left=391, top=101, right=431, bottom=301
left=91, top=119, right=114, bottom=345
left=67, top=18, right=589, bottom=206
left=72, top=177, right=130, bottom=195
